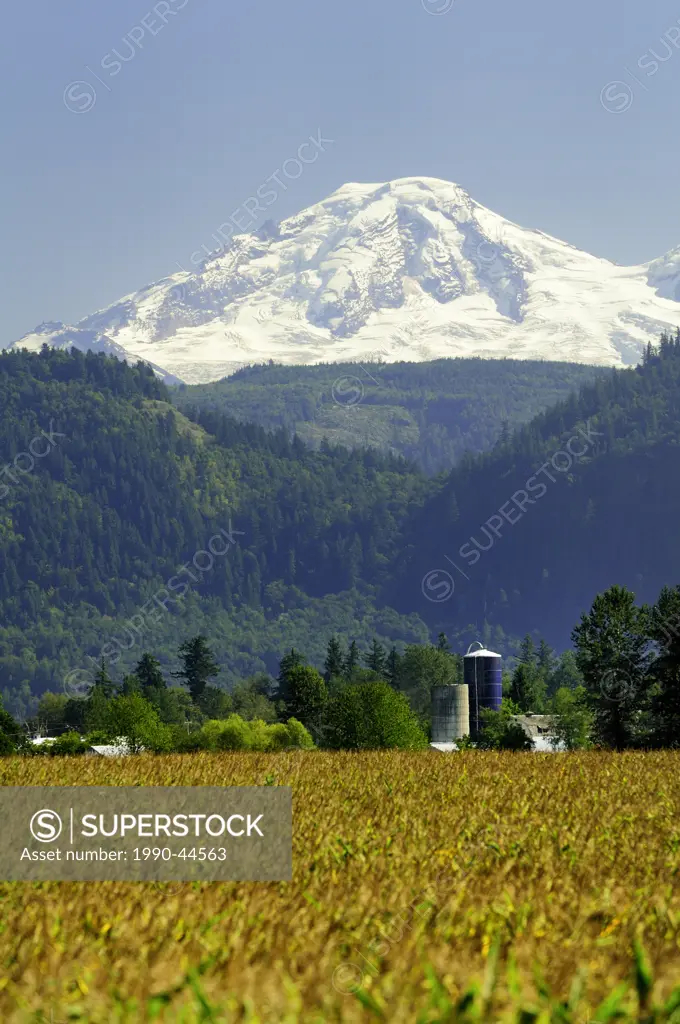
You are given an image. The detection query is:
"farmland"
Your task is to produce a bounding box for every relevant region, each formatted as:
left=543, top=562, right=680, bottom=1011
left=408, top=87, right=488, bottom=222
left=2, top=751, right=680, bottom=1022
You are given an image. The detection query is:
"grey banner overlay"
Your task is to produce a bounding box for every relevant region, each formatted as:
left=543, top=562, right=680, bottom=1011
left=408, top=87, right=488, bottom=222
left=0, top=786, right=292, bottom=881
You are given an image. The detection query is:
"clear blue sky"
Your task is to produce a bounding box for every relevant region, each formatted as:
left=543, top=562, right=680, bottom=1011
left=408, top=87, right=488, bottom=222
left=3, top=0, right=680, bottom=344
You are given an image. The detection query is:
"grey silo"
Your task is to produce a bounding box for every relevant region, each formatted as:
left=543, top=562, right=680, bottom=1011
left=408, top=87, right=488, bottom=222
left=431, top=684, right=470, bottom=742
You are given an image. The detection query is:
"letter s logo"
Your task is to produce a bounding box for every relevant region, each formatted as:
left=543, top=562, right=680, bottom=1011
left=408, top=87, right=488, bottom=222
left=30, top=809, right=63, bottom=843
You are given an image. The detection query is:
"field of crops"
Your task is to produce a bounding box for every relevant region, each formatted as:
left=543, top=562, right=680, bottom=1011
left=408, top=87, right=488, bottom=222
left=2, top=751, right=680, bottom=1023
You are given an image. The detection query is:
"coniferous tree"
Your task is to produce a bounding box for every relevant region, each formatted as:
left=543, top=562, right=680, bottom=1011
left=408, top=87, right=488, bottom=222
left=276, top=648, right=305, bottom=704
left=648, top=585, right=680, bottom=746
left=175, top=636, right=220, bottom=702
left=518, top=635, right=536, bottom=666
left=344, top=641, right=360, bottom=680
left=537, top=639, right=554, bottom=676
left=324, top=636, right=345, bottom=683
left=134, top=653, right=167, bottom=695
left=364, top=638, right=388, bottom=678
left=571, top=585, right=650, bottom=749
left=509, top=662, right=546, bottom=713
left=386, top=646, right=402, bottom=689
left=92, top=658, right=116, bottom=699
left=121, top=674, right=142, bottom=696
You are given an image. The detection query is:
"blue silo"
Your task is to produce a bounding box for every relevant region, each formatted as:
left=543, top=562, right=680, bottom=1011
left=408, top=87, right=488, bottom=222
left=464, top=642, right=502, bottom=736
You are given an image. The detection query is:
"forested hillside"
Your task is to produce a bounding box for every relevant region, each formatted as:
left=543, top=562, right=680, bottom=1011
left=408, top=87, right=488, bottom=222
left=0, top=347, right=431, bottom=710
left=173, top=358, right=606, bottom=474
left=2, top=339, right=678, bottom=716
left=392, top=332, right=680, bottom=650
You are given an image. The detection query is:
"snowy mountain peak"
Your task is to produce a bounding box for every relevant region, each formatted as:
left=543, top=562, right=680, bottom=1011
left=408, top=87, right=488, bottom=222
left=11, top=177, right=680, bottom=383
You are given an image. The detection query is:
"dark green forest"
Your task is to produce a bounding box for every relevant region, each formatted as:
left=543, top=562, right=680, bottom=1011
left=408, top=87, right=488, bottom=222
left=392, top=332, right=680, bottom=651
left=0, top=346, right=431, bottom=713
left=173, top=358, right=605, bottom=474
left=0, top=338, right=678, bottom=723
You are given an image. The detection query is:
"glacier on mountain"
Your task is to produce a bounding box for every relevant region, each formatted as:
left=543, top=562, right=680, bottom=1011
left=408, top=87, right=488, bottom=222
left=11, top=177, right=680, bottom=383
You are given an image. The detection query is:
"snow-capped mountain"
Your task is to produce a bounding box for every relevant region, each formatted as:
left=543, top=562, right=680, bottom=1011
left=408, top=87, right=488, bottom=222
left=11, top=177, right=680, bottom=383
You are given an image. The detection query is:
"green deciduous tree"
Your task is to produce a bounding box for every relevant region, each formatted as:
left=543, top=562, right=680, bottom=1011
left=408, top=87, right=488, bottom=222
left=477, top=699, right=533, bottom=751
left=285, top=665, right=328, bottom=738
left=550, top=686, right=592, bottom=750
left=105, top=692, right=170, bottom=753
left=35, top=692, right=68, bottom=735
left=326, top=681, right=427, bottom=750
left=398, top=644, right=461, bottom=720
left=0, top=697, right=26, bottom=754
left=231, top=675, right=277, bottom=723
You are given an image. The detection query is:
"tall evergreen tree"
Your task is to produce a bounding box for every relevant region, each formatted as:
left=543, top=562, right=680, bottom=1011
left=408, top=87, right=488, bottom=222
left=518, top=635, right=536, bottom=666
left=92, top=658, right=116, bottom=700
left=572, top=585, right=650, bottom=749
left=344, top=641, right=360, bottom=679
left=509, top=662, right=546, bottom=714
left=537, top=639, right=554, bottom=676
left=648, top=585, right=680, bottom=746
left=386, top=646, right=402, bottom=689
left=364, top=638, right=388, bottom=678
left=174, top=636, right=220, bottom=701
left=276, top=648, right=305, bottom=704
left=324, top=636, right=345, bottom=683
left=134, top=653, right=167, bottom=694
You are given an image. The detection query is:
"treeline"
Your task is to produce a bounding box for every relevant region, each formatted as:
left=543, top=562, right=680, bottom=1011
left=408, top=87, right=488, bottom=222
left=478, top=582, right=680, bottom=751
left=2, top=577, right=679, bottom=754
left=174, top=357, right=605, bottom=475
left=0, top=634, right=438, bottom=754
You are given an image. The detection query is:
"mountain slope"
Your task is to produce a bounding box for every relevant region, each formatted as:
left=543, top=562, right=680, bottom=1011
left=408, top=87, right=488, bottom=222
left=0, top=348, right=431, bottom=706
left=174, top=357, right=608, bottom=474
left=12, top=177, right=680, bottom=382
left=389, top=331, right=680, bottom=650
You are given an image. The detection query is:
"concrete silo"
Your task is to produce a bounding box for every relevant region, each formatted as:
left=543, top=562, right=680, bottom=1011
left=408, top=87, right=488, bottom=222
left=464, top=642, right=502, bottom=737
left=431, top=684, right=470, bottom=744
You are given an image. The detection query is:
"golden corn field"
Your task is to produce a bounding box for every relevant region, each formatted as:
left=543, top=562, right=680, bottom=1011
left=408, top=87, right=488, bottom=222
left=2, top=751, right=680, bottom=1023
